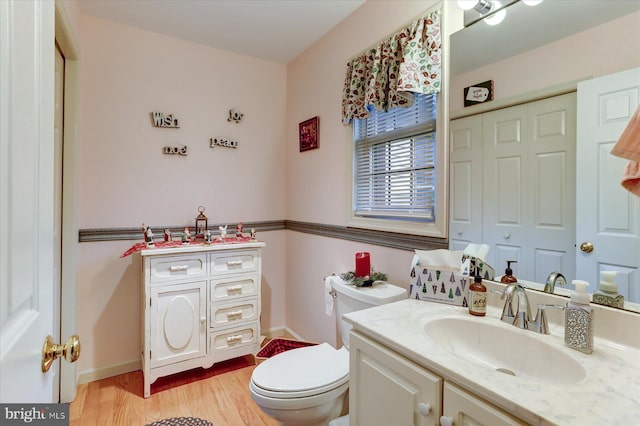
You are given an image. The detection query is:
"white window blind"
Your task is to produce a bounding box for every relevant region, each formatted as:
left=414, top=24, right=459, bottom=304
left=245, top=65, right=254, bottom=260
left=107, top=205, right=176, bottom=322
left=353, top=94, right=436, bottom=222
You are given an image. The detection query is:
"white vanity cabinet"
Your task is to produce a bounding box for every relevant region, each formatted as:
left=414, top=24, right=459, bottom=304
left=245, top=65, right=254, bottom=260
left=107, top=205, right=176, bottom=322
left=349, top=331, right=526, bottom=426
left=140, top=242, right=265, bottom=398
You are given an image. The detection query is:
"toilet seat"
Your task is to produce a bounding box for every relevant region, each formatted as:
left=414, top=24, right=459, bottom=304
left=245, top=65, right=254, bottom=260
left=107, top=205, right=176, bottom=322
left=251, top=343, right=349, bottom=399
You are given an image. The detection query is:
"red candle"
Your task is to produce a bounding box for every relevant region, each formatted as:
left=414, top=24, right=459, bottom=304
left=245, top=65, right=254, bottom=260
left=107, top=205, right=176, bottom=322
left=355, top=252, right=371, bottom=277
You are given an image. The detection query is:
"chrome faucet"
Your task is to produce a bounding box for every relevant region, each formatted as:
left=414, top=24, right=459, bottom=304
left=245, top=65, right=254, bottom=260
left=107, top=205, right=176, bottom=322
left=498, top=283, right=564, bottom=334
left=544, top=272, right=566, bottom=294
left=499, top=283, right=532, bottom=329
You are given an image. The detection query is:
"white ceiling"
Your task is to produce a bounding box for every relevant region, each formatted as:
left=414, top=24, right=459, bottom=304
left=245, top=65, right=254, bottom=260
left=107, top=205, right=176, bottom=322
left=78, top=0, right=366, bottom=64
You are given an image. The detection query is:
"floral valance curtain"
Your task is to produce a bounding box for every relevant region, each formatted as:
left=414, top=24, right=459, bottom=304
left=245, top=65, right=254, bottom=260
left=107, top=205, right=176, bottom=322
left=342, top=8, right=442, bottom=124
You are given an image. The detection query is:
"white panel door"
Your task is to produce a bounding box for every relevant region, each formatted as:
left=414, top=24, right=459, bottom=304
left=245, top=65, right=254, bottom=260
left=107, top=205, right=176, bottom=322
left=0, top=0, right=56, bottom=402
left=576, top=67, right=640, bottom=300
left=442, top=382, right=527, bottom=426
left=526, top=93, right=576, bottom=283
left=350, top=332, right=442, bottom=426
left=482, top=95, right=576, bottom=281
left=449, top=115, right=484, bottom=252
left=150, top=282, right=207, bottom=367
left=482, top=104, right=528, bottom=277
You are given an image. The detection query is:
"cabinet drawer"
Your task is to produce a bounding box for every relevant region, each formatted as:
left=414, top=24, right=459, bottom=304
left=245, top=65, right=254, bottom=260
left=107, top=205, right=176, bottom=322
left=149, top=254, right=207, bottom=283
left=210, top=275, right=258, bottom=302
left=210, top=250, right=258, bottom=276
left=210, top=323, right=258, bottom=353
left=210, top=299, right=258, bottom=328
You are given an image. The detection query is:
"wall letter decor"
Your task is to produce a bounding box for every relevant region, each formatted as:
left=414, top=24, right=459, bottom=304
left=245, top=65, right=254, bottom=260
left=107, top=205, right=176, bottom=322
left=210, top=138, right=238, bottom=149
left=151, top=112, right=180, bottom=128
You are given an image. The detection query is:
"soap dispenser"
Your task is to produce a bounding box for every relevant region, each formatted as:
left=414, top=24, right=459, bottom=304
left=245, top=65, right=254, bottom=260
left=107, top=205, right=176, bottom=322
left=565, top=280, right=594, bottom=354
left=592, top=271, right=624, bottom=309
left=500, top=261, right=517, bottom=284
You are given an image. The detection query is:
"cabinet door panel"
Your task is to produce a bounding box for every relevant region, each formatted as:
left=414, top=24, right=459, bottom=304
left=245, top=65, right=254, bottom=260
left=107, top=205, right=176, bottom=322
left=150, top=282, right=206, bottom=367
left=443, top=382, right=527, bottom=426
left=350, top=332, right=442, bottom=426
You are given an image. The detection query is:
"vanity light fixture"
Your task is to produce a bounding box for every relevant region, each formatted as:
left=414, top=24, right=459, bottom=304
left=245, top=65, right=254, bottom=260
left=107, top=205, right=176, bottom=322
left=483, top=1, right=507, bottom=25
left=458, top=0, right=512, bottom=27
left=457, top=0, right=492, bottom=14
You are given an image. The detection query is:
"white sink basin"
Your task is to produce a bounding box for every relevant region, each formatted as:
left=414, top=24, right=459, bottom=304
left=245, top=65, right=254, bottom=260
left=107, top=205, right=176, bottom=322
left=424, top=316, right=586, bottom=384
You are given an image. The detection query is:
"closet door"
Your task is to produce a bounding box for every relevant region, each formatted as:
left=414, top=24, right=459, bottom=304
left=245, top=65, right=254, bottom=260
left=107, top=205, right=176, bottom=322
left=482, top=95, right=576, bottom=281
left=449, top=115, right=484, bottom=251
left=482, top=104, right=529, bottom=278
left=526, top=93, right=576, bottom=283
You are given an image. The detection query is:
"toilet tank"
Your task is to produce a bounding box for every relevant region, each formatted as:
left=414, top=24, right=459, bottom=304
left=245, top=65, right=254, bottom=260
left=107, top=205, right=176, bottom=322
left=330, top=276, right=407, bottom=349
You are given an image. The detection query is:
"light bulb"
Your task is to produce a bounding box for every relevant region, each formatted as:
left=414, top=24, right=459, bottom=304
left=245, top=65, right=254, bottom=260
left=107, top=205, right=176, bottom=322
left=522, top=0, right=543, bottom=5
left=457, top=0, right=480, bottom=10
left=484, top=0, right=506, bottom=25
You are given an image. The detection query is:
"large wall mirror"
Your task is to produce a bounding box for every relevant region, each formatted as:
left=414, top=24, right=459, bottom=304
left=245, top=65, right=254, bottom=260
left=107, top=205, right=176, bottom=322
left=448, top=0, right=640, bottom=313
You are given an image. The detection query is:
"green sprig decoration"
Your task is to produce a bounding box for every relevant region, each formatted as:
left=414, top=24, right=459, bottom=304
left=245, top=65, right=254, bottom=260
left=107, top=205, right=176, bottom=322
left=340, top=270, right=388, bottom=287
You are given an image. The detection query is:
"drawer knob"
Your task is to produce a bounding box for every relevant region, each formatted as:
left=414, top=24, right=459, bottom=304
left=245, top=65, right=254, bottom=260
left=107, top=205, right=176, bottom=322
left=200, top=316, right=206, bottom=324
left=227, top=260, right=243, bottom=267
left=169, top=265, right=189, bottom=272
left=440, top=416, right=454, bottom=426
left=418, top=402, right=432, bottom=416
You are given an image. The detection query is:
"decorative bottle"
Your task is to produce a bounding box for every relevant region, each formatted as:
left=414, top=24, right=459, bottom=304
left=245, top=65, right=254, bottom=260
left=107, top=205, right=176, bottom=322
left=500, top=260, right=517, bottom=284
left=565, top=280, right=594, bottom=354
left=468, top=275, right=487, bottom=317
left=592, top=271, right=624, bottom=309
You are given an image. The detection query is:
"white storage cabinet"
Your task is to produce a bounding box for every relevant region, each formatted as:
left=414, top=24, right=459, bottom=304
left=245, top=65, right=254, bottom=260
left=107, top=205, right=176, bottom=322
left=140, top=242, right=265, bottom=398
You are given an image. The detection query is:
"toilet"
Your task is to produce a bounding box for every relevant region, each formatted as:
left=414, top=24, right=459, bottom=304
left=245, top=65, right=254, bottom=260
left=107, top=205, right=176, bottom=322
left=249, top=275, right=407, bottom=426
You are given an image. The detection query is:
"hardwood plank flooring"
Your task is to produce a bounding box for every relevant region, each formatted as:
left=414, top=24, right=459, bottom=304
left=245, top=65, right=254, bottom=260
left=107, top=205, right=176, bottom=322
left=70, top=356, right=277, bottom=426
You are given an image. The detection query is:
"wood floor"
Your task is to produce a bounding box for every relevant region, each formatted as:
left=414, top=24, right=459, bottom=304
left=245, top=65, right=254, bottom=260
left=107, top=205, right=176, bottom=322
left=69, top=355, right=277, bottom=426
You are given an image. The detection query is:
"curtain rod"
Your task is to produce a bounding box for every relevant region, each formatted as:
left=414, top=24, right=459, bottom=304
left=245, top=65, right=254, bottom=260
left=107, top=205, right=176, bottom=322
left=347, top=2, right=441, bottom=63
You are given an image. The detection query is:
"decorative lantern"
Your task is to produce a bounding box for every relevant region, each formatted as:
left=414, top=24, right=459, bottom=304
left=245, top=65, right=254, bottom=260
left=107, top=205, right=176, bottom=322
left=195, top=206, right=208, bottom=236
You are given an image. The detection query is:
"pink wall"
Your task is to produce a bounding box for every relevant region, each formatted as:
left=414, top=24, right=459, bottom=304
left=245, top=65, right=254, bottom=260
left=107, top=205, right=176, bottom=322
left=450, top=11, right=640, bottom=112
left=284, top=1, right=441, bottom=345
left=75, top=15, right=288, bottom=376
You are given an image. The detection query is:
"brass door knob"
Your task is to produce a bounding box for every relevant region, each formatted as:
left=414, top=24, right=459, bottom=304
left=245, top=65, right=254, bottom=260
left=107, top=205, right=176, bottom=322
left=42, top=335, right=81, bottom=373
left=580, top=242, right=594, bottom=253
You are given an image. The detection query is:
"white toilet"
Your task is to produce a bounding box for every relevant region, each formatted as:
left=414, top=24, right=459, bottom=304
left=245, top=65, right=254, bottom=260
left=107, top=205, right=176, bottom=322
left=249, top=275, right=407, bottom=426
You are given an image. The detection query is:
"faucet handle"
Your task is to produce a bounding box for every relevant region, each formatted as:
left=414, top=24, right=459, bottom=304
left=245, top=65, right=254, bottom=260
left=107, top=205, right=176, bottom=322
left=531, top=304, right=565, bottom=334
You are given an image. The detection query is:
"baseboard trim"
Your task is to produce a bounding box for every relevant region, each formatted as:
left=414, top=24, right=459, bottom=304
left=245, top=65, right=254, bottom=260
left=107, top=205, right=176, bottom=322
left=263, top=325, right=303, bottom=341
left=78, top=359, right=141, bottom=385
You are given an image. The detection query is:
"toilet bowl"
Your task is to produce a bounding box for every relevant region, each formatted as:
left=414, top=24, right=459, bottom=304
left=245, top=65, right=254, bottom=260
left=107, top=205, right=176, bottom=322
left=250, top=276, right=407, bottom=426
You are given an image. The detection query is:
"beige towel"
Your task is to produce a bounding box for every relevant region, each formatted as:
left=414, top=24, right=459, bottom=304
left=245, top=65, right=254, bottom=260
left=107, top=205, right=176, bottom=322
left=611, top=105, right=640, bottom=196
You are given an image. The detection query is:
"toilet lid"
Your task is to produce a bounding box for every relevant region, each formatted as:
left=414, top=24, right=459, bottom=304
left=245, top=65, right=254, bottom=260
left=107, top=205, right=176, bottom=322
left=251, top=343, right=349, bottom=397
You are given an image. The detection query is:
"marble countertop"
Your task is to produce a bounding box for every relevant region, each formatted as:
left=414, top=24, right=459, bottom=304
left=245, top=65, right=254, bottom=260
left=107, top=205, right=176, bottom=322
left=344, top=299, right=640, bottom=425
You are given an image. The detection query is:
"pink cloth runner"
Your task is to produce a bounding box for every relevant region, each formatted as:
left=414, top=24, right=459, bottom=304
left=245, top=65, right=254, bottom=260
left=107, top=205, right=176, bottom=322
left=121, top=236, right=254, bottom=258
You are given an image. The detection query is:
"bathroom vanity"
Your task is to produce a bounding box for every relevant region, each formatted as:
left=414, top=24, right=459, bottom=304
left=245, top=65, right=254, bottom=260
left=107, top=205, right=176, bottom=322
left=139, top=241, right=265, bottom=397
left=345, top=295, right=640, bottom=425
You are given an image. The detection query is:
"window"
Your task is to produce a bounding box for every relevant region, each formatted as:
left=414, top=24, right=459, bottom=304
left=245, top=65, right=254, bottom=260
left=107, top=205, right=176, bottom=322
left=351, top=93, right=443, bottom=236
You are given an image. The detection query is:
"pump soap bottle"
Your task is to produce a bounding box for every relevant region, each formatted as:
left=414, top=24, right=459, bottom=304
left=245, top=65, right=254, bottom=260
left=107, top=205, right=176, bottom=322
left=468, top=275, right=487, bottom=317
left=565, top=280, right=594, bottom=354
left=592, top=271, right=624, bottom=309
left=500, top=261, right=517, bottom=284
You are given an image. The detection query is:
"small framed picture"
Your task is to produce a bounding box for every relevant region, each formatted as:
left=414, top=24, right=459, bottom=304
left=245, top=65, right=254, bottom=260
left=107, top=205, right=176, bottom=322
left=299, top=116, right=319, bottom=152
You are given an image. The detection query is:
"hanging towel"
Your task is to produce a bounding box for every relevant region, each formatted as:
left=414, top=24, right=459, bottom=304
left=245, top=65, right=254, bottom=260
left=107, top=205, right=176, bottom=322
left=611, top=105, right=640, bottom=197
left=621, top=161, right=640, bottom=197
left=324, top=275, right=334, bottom=316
